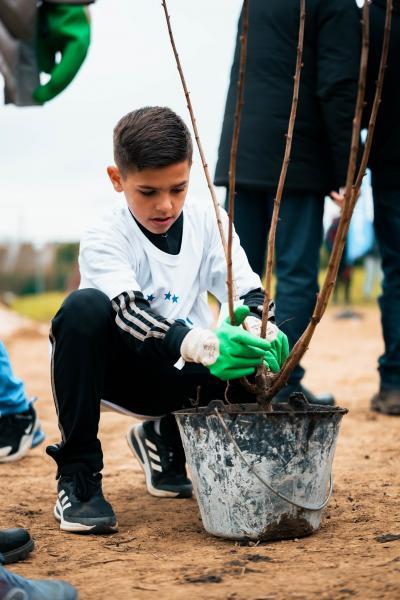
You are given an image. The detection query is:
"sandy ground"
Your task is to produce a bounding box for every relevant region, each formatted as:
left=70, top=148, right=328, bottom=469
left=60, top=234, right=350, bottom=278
left=1, top=306, right=400, bottom=600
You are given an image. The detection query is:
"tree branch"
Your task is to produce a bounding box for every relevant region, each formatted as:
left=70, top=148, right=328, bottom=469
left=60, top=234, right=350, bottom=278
left=267, top=0, right=393, bottom=400
left=161, top=1, right=227, bottom=256
left=260, top=0, right=306, bottom=340
left=227, top=0, right=249, bottom=324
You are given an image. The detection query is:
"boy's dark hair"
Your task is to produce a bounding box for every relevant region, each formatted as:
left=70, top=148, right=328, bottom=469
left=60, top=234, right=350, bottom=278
left=113, top=106, right=193, bottom=176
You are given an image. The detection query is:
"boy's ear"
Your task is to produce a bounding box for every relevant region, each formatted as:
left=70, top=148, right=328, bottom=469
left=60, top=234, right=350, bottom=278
left=107, top=166, right=124, bottom=192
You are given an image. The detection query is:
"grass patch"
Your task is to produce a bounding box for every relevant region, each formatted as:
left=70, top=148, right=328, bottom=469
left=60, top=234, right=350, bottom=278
left=11, top=291, right=66, bottom=322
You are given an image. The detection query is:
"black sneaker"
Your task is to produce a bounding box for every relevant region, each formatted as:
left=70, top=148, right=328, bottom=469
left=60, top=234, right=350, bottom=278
left=0, top=528, right=34, bottom=564
left=54, top=464, right=118, bottom=534
left=274, top=383, right=335, bottom=407
left=371, top=389, right=400, bottom=415
left=127, top=421, right=192, bottom=498
left=0, top=402, right=44, bottom=463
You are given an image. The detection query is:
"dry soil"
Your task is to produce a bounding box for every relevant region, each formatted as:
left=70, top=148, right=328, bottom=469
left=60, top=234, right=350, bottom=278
left=1, top=306, right=400, bottom=600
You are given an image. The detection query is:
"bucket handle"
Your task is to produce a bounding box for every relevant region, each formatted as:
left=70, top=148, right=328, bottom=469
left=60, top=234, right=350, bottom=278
left=215, top=409, right=333, bottom=512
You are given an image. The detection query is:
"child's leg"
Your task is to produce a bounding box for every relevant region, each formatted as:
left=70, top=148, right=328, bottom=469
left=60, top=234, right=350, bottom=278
left=47, top=288, right=116, bottom=475
left=0, top=341, right=44, bottom=462
left=47, top=288, right=126, bottom=534
left=110, top=362, right=231, bottom=498
left=0, top=340, right=29, bottom=416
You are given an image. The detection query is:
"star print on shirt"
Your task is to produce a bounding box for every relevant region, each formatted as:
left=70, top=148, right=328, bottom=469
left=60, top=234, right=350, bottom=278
left=172, top=295, right=179, bottom=303
left=147, top=294, right=155, bottom=302
left=164, top=291, right=172, bottom=300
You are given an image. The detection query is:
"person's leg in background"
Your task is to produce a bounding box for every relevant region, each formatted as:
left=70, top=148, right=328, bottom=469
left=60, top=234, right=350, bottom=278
left=231, top=186, right=270, bottom=276
left=274, top=191, right=334, bottom=404
left=371, top=188, right=400, bottom=415
left=0, top=340, right=44, bottom=462
left=233, top=187, right=334, bottom=405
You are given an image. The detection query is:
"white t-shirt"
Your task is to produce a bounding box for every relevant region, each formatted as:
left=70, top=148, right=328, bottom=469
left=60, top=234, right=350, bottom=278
left=79, top=200, right=261, bottom=329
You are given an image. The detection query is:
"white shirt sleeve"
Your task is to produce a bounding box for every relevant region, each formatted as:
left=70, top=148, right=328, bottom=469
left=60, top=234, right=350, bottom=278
left=202, top=206, right=262, bottom=302
left=79, top=228, right=141, bottom=300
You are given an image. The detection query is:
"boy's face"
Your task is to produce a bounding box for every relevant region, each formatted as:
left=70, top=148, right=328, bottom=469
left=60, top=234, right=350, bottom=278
left=107, top=160, right=191, bottom=235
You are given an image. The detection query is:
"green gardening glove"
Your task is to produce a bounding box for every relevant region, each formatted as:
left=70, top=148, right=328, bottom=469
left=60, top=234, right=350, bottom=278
left=244, top=314, right=290, bottom=370
left=267, top=324, right=290, bottom=368
left=209, top=305, right=278, bottom=381
left=33, top=4, right=91, bottom=104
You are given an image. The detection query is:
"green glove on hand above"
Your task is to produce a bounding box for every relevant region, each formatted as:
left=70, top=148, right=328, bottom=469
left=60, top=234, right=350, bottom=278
left=208, top=305, right=286, bottom=381
left=33, top=4, right=91, bottom=103
left=245, top=314, right=290, bottom=369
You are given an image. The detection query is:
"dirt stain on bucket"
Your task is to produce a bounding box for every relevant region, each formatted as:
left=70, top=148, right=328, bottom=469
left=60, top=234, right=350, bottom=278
left=257, top=513, right=314, bottom=541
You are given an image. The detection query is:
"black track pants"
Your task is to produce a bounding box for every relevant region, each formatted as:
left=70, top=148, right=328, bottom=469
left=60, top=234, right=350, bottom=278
left=231, top=186, right=324, bottom=384
left=47, top=289, right=247, bottom=473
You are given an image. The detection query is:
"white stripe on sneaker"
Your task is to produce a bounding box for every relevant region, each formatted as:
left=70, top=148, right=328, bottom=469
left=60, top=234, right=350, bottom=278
left=150, top=461, right=162, bottom=472
left=145, top=439, right=158, bottom=452
left=148, top=450, right=160, bottom=462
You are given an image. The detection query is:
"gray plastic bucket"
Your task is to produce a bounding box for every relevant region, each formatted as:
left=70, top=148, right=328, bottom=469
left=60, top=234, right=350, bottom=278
left=175, top=399, right=347, bottom=541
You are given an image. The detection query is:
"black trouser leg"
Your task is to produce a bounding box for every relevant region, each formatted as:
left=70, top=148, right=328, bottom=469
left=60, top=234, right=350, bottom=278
left=373, top=188, right=400, bottom=390
left=233, top=186, right=324, bottom=385
left=233, top=186, right=271, bottom=277
left=275, top=192, right=324, bottom=383
left=47, top=289, right=115, bottom=473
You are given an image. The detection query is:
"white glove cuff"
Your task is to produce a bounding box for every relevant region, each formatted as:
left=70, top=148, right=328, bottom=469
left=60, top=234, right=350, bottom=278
left=180, top=328, right=219, bottom=366
left=244, top=316, right=279, bottom=342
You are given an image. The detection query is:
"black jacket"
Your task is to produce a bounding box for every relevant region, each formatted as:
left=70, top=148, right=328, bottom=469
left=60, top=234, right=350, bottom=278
left=364, top=0, right=400, bottom=189
left=215, top=0, right=361, bottom=195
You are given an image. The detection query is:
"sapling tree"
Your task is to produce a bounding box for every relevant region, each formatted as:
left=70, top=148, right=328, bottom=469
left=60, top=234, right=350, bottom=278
left=226, top=0, right=249, bottom=325
left=161, top=0, right=393, bottom=407
left=266, top=0, right=393, bottom=401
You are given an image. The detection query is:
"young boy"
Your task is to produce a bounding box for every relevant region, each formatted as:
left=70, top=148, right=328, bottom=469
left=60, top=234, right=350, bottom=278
left=47, top=106, right=289, bottom=534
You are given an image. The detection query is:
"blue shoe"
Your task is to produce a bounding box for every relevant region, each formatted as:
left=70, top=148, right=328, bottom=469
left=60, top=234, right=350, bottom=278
left=0, top=565, right=77, bottom=599
left=31, top=427, right=45, bottom=449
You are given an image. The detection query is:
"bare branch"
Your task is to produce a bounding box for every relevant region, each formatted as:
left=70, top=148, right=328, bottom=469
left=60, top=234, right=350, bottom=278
left=267, top=0, right=393, bottom=399
left=260, top=0, right=306, bottom=339
left=161, top=1, right=227, bottom=256
left=227, top=0, right=249, bottom=324
left=354, top=0, right=394, bottom=192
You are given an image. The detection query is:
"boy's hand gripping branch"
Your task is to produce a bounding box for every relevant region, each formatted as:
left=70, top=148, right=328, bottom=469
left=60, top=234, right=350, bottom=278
left=180, top=306, right=289, bottom=381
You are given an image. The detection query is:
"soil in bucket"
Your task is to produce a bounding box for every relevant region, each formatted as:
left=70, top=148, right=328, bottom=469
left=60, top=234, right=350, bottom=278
left=175, top=394, right=347, bottom=542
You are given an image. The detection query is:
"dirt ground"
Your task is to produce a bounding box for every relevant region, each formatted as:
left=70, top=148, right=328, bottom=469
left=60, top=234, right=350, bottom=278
left=1, top=305, right=400, bottom=600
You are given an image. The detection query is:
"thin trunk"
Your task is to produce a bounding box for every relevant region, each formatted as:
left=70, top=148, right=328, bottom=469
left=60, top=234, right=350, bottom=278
left=227, top=0, right=249, bottom=324
left=161, top=1, right=227, bottom=256
left=267, top=0, right=393, bottom=400
left=260, top=0, right=306, bottom=339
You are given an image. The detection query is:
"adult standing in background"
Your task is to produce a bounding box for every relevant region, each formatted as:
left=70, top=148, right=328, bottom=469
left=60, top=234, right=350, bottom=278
left=215, top=0, right=361, bottom=405
left=365, top=0, right=400, bottom=415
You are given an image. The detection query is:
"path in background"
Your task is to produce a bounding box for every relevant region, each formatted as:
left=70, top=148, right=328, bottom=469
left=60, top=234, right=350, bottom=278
left=0, top=306, right=399, bottom=600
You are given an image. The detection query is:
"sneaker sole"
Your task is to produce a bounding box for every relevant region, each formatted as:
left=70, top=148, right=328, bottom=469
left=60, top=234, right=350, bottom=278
left=0, top=432, right=34, bottom=463
left=54, top=504, right=118, bottom=535
left=2, top=538, right=35, bottom=565
left=0, top=415, right=44, bottom=463
left=127, top=425, right=187, bottom=498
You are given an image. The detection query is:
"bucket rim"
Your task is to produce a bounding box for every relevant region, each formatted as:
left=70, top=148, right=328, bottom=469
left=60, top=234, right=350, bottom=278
left=173, top=402, right=348, bottom=417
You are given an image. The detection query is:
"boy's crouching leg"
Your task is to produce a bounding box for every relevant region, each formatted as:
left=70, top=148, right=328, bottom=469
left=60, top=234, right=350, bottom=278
left=127, top=414, right=192, bottom=499
left=47, top=289, right=118, bottom=534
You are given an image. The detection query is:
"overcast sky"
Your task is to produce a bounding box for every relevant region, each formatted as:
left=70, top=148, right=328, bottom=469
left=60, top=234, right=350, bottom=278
left=0, top=1, right=242, bottom=243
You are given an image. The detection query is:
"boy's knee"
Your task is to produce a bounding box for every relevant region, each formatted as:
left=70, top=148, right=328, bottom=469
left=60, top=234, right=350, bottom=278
left=52, top=289, right=112, bottom=336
